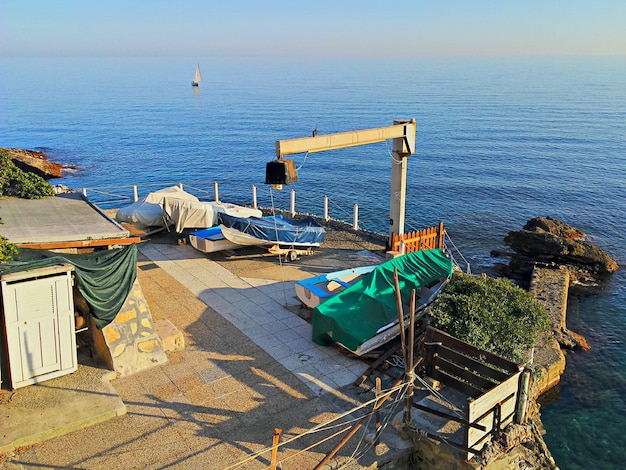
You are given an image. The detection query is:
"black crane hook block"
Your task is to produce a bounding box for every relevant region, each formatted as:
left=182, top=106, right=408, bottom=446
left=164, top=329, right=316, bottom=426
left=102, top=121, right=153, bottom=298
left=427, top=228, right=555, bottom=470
left=265, top=159, right=298, bottom=185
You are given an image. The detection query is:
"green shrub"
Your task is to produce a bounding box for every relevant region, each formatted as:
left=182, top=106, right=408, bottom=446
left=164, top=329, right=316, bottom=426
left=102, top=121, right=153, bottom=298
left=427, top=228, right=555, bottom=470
left=0, top=234, right=18, bottom=262
left=0, top=150, right=55, bottom=198
left=429, top=272, right=550, bottom=364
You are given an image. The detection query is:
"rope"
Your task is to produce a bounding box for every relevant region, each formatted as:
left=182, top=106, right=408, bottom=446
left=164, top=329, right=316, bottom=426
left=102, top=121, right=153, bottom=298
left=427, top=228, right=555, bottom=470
left=268, top=186, right=296, bottom=308
left=276, top=425, right=353, bottom=467
left=338, top=385, right=408, bottom=468
left=385, top=354, right=405, bottom=368
left=385, top=140, right=405, bottom=165
left=444, top=231, right=472, bottom=274
left=222, top=382, right=406, bottom=469
left=295, top=151, right=310, bottom=171
left=412, top=373, right=465, bottom=419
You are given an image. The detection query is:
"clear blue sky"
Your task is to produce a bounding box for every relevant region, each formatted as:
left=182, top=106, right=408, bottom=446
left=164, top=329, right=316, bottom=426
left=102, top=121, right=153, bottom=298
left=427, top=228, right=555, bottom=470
left=2, top=0, right=625, bottom=58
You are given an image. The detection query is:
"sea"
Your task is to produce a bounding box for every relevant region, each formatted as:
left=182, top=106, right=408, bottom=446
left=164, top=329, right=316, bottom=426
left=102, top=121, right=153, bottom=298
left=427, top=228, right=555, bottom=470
left=1, top=56, right=625, bottom=469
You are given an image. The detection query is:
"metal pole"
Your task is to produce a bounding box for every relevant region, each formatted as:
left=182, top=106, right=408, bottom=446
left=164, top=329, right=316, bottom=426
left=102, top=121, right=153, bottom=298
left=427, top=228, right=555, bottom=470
left=404, top=290, right=416, bottom=430
left=290, top=189, right=296, bottom=217
left=353, top=203, right=359, bottom=230
left=374, top=377, right=382, bottom=446
left=133, top=185, right=138, bottom=202
left=252, top=185, right=257, bottom=209
left=270, top=428, right=282, bottom=470
left=324, top=195, right=329, bottom=221
left=393, top=268, right=407, bottom=362
left=82, top=188, right=87, bottom=197
left=515, top=370, right=531, bottom=424
left=213, top=181, right=219, bottom=202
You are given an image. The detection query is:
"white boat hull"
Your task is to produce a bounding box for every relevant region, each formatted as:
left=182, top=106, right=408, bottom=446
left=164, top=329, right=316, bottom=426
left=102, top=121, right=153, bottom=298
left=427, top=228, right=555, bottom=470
left=189, top=226, right=241, bottom=253
left=219, top=225, right=269, bottom=247
left=189, top=234, right=239, bottom=253
left=295, top=265, right=377, bottom=309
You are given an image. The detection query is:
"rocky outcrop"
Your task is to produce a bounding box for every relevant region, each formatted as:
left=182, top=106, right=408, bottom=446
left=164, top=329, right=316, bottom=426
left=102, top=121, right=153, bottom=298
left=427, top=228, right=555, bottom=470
left=503, top=216, right=618, bottom=285
left=1, top=147, right=65, bottom=179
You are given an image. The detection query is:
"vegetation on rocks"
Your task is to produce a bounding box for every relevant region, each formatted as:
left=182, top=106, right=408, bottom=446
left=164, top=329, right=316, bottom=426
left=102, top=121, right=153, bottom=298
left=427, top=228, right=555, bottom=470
left=1, top=149, right=56, bottom=261
left=1, top=149, right=55, bottom=199
left=429, top=272, right=550, bottom=364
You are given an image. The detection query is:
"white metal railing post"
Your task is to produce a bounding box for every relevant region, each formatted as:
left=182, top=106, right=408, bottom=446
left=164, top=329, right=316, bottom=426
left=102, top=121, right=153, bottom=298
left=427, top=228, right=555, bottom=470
left=290, top=189, right=296, bottom=217
left=252, top=185, right=257, bottom=209
left=353, top=204, right=359, bottom=230
left=324, top=196, right=329, bottom=221
left=213, top=181, right=219, bottom=202
left=133, top=185, right=138, bottom=202
left=82, top=188, right=87, bottom=197
left=178, top=182, right=183, bottom=190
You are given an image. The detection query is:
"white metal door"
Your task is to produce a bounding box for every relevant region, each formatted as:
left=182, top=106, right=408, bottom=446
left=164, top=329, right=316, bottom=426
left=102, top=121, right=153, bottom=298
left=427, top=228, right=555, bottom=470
left=1, top=269, right=76, bottom=388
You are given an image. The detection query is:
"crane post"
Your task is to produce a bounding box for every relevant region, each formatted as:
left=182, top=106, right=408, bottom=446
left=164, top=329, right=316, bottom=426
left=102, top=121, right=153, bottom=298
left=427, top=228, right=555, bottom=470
left=389, top=118, right=416, bottom=244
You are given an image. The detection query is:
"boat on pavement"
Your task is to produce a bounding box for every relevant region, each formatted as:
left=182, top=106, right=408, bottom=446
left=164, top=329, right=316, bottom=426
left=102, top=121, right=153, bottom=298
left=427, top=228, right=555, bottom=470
left=188, top=226, right=240, bottom=253
left=218, top=213, right=326, bottom=249
left=295, top=265, right=377, bottom=309
left=311, top=248, right=454, bottom=356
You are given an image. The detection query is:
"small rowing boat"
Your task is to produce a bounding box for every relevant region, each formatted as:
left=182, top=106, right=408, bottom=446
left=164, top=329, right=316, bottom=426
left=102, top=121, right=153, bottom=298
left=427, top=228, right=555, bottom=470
left=295, top=265, right=377, bottom=309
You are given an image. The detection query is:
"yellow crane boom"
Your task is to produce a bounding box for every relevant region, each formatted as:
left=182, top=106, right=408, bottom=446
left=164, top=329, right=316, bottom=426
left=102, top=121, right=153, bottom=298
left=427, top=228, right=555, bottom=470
left=274, top=119, right=417, bottom=242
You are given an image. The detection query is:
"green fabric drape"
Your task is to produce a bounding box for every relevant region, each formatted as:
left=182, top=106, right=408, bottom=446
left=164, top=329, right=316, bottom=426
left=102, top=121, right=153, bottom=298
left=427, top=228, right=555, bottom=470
left=312, top=248, right=454, bottom=352
left=0, top=244, right=137, bottom=329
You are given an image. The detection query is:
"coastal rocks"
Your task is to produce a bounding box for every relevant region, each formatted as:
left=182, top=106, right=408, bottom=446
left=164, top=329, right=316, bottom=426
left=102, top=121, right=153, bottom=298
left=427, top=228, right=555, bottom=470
left=1, top=147, right=67, bottom=179
left=503, top=216, right=618, bottom=286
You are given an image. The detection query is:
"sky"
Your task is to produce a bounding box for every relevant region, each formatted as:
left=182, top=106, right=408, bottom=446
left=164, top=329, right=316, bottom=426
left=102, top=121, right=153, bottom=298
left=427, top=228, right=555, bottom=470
left=1, top=0, right=625, bottom=58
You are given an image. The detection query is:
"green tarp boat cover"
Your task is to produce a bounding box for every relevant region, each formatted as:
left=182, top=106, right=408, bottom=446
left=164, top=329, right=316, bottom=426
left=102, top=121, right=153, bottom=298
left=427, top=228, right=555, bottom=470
left=312, top=248, right=454, bottom=353
left=0, top=244, right=137, bottom=329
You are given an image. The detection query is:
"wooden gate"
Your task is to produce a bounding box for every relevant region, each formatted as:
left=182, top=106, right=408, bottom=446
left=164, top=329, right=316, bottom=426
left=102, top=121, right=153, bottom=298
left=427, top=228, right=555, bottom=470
left=391, top=222, right=445, bottom=254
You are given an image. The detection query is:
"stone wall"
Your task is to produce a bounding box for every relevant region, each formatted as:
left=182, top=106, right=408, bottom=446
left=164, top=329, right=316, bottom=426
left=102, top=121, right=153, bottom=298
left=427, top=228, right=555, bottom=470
left=100, top=279, right=168, bottom=377
left=528, top=266, right=571, bottom=397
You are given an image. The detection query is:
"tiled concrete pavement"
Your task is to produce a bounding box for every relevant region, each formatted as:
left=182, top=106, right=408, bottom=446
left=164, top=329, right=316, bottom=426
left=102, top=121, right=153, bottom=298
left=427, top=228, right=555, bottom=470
left=137, top=241, right=367, bottom=396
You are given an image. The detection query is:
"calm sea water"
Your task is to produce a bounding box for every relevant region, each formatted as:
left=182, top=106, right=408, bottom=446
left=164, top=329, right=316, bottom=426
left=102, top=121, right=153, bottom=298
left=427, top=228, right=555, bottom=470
left=1, top=56, right=625, bottom=468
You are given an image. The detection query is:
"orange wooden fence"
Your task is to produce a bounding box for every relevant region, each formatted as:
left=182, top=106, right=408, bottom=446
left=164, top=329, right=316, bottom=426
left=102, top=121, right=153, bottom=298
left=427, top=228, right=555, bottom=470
left=391, top=221, right=445, bottom=254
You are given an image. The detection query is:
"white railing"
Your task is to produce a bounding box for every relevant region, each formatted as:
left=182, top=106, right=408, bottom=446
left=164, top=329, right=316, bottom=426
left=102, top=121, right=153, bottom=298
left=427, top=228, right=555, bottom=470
left=81, top=181, right=375, bottom=233
left=80, top=180, right=470, bottom=263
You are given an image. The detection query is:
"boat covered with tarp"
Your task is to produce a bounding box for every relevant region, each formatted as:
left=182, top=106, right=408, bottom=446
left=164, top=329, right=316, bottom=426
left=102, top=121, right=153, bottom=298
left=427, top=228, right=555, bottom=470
left=218, top=213, right=326, bottom=247
left=311, top=248, right=454, bottom=356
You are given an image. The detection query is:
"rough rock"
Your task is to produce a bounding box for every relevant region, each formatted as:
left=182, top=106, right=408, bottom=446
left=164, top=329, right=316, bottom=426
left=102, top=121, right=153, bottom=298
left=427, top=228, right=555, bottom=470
left=503, top=216, right=618, bottom=283
left=1, top=147, right=65, bottom=179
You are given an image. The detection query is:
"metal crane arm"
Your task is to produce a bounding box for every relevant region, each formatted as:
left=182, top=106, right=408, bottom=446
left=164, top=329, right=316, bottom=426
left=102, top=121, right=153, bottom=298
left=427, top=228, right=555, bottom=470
left=276, top=119, right=416, bottom=159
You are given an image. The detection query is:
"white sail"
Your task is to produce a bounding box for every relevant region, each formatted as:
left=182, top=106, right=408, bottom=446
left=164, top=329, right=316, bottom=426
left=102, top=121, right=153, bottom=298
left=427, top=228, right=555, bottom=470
left=192, top=63, right=201, bottom=86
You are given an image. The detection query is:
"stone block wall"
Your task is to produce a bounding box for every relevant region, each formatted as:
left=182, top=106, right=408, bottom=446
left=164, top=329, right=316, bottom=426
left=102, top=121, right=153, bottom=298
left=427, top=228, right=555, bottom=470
left=101, top=279, right=168, bottom=377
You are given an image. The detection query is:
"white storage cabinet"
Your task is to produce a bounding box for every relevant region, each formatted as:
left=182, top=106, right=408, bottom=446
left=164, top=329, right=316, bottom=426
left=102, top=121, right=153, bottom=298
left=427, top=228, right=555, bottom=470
left=1, top=264, right=77, bottom=389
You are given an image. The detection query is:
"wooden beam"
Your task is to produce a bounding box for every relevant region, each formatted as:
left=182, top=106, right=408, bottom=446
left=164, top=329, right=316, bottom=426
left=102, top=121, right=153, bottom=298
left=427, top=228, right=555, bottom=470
left=432, top=354, right=500, bottom=392
left=17, top=237, right=142, bottom=250
left=424, top=327, right=520, bottom=373
left=430, top=345, right=512, bottom=383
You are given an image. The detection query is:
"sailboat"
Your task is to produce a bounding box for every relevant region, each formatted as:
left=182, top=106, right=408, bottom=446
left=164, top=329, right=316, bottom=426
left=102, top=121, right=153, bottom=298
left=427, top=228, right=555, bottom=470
left=191, top=63, right=201, bottom=87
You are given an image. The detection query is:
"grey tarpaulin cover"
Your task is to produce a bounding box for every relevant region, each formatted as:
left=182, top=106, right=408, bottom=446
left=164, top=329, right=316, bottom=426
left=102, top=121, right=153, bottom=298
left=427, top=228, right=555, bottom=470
left=0, top=244, right=137, bottom=329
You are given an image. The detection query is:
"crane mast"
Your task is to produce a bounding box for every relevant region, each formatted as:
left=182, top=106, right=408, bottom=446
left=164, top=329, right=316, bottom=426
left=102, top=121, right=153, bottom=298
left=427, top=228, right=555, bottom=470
left=274, top=119, right=417, bottom=243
